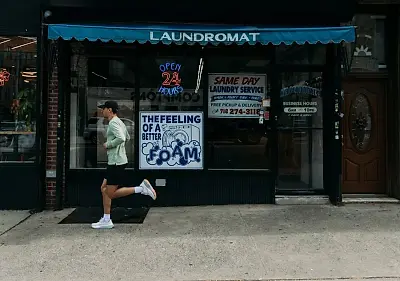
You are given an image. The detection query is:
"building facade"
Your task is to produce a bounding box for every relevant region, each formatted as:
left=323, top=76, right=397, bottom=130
left=3, top=0, right=399, bottom=210
left=0, top=0, right=42, bottom=209
left=341, top=1, right=400, bottom=199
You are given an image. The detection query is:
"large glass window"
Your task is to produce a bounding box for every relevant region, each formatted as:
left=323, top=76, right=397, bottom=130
left=206, top=53, right=271, bottom=170
left=69, top=51, right=135, bottom=169
left=138, top=51, right=204, bottom=170
left=276, top=43, right=326, bottom=65
left=139, top=55, right=203, bottom=112
left=277, top=72, right=323, bottom=190
left=0, top=36, right=37, bottom=163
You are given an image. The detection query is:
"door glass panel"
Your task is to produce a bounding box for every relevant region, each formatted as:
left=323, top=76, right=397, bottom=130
left=277, top=72, right=324, bottom=191
left=349, top=93, right=372, bottom=152
left=278, top=130, right=310, bottom=189
left=277, top=129, right=323, bottom=191
left=278, top=72, right=323, bottom=129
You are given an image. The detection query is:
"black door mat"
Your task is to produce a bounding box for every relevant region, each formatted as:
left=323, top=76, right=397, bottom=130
left=59, top=207, right=150, bottom=224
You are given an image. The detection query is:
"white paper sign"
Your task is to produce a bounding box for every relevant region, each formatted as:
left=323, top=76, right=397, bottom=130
left=139, top=112, right=203, bottom=170
left=208, top=73, right=267, bottom=118
left=262, top=98, right=271, bottom=107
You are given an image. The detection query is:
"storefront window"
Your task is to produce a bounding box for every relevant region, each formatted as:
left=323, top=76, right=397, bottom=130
left=206, top=55, right=271, bottom=170
left=0, top=36, right=37, bottom=163
left=139, top=56, right=203, bottom=112
left=277, top=72, right=323, bottom=190
left=69, top=54, right=135, bottom=169
left=138, top=55, right=204, bottom=170
left=276, top=44, right=326, bottom=65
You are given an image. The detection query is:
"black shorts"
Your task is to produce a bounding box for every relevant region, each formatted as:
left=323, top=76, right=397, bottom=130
left=105, top=164, right=127, bottom=186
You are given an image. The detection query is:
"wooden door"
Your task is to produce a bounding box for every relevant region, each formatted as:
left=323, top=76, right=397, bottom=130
left=342, top=79, right=386, bottom=194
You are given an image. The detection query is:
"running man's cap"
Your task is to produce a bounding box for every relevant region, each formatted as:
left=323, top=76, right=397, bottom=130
left=98, top=100, right=119, bottom=112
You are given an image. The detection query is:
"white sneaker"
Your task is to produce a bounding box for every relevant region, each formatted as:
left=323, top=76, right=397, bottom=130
left=140, top=179, right=157, bottom=200
left=91, top=217, right=114, bottom=229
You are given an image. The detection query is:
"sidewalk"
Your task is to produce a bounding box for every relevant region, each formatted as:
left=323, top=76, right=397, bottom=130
left=0, top=210, right=31, bottom=235
left=1, top=204, right=400, bottom=281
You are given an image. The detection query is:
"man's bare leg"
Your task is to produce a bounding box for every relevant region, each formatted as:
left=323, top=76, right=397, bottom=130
left=107, top=179, right=156, bottom=200
left=92, top=179, right=156, bottom=229
left=111, top=186, right=136, bottom=198
left=102, top=186, right=119, bottom=216
left=92, top=180, right=117, bottom=229
left=101, top=179, right=112, bottom=215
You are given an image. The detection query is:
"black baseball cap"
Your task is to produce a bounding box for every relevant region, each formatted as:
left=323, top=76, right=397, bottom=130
left=98, top=100, right=119, bottom=113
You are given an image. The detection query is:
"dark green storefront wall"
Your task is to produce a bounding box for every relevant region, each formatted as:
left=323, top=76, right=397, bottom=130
left=0, top=164, right=40, bottom=210
left=66, top=170, right=275, bottom=207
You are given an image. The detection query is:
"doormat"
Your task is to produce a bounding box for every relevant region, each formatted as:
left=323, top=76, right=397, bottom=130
left=58, top=207, right=150, bottom=224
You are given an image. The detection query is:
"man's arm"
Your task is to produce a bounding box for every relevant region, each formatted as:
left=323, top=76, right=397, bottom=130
left=105, top=121, right=126, bottom=149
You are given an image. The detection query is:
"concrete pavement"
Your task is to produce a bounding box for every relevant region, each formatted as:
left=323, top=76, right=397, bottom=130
left=0, top=204, right=400, bottom=281
left=0, top=210, right=31, bottom=235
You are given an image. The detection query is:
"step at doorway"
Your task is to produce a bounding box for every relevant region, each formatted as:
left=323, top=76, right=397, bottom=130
left=275, top=195, right=330, bottom=205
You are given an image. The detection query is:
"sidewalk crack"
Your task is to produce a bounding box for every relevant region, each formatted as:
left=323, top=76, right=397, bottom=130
left=0, top=213, right=33, bottom=237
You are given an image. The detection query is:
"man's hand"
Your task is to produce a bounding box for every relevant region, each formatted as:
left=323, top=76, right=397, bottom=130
left=103, top=143, right=107, bottom=150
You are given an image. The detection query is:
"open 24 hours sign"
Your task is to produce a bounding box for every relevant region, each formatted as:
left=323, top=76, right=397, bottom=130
left=208, top=73, right=267, bottom=118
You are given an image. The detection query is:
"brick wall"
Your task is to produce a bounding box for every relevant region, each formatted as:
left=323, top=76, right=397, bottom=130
left=44, top=43, right=86, bottom=208
left=45, top=68, right=59, bottom=208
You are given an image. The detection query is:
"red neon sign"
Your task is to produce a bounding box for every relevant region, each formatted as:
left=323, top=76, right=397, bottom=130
left=162, top=71, right=181, bottom=86
left=0, top=69, right=10, bottom=86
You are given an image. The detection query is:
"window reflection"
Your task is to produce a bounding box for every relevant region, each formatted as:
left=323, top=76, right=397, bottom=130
left=206, top=54, right=271, bottom=170
left=207, top=118, right=271, bottom=169
left=0, top=36, right=37, bottom=163
left=69, top=54, right=135, bottom=169
left=276, top=44, right=326, bottom=65
left=278, top=130, right=323, bottom=190
left=139, top=56, right=203, bottom=112
left=342, top=14, right=386, bottom=72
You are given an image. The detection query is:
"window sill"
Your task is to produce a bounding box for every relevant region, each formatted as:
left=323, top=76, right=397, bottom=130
left=208, top=168, right=271, bottom=172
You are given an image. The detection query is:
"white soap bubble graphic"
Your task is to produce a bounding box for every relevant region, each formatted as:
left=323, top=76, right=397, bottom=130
left=142, top=142, right=155, bottom=155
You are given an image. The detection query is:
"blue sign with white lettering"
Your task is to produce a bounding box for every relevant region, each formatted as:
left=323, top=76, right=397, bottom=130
left=139, top=112, right=203, bottom=170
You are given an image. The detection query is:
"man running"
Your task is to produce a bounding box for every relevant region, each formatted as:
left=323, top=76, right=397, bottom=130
left=91, top=100, right=156, bottom=229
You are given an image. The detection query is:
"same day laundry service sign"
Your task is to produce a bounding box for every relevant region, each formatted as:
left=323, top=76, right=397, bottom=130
left=139, top=112, right=203, bottom=170
left=208, top=74, right=266, bottom=118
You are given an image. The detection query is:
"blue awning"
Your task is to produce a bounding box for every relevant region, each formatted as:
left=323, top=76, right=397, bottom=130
left=48, top=23, right=355, bottom=46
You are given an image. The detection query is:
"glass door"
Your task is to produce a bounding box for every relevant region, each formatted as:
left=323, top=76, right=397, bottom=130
left=275, top=71, right=324, bottom=192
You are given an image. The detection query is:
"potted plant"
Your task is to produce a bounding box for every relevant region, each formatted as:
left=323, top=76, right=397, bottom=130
left=10, top=87, right=36, bottom=131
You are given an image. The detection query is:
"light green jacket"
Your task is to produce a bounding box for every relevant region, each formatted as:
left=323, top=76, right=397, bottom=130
left=105, top=116, right=130, bottom=165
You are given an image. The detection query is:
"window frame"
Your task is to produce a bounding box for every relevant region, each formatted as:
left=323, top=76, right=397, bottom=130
left=65, top=42, right=332, bottom=173
left=272, top=66, right=327, bottom=191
